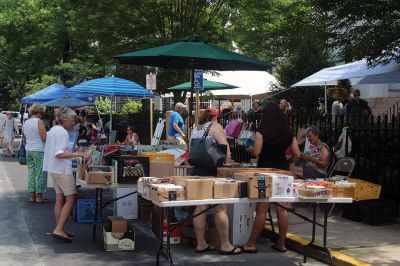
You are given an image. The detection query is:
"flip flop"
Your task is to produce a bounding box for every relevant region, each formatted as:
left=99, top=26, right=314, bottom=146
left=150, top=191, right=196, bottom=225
left=219, top=247, right=242, bottom=255
left=271, top=244, right=287, bottom=253
left=239, top=245, right=258, bottom=253
left=35, top=199, right=50, bottom=203
left=52, top=233, right=72, bottom=243
left=195, top=244, right=216, bottom=253
left=65, top=231, right=75, bottom=237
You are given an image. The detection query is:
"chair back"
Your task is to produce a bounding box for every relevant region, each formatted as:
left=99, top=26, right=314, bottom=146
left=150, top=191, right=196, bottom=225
left=328, top=157, right=355, bottom=178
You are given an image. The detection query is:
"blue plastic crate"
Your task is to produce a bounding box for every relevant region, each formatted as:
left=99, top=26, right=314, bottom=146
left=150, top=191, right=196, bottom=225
left=76, top=199, right=96, bottom=223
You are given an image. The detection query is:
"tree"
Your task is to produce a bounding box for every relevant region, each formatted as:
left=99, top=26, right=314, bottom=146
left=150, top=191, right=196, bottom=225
left=122, top=99, right=142, bottom=114
left=229, top=0, right=332, bottom=112
left=312, top=0, right=400, bottom=66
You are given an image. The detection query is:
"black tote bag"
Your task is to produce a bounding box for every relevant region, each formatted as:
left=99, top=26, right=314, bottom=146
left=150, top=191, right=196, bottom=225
left=188, top=123, right=227, bottom=169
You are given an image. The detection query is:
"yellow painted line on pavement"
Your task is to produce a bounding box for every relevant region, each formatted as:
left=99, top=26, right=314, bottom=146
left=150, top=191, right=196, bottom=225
left=264, top=225, right=373, bottom=266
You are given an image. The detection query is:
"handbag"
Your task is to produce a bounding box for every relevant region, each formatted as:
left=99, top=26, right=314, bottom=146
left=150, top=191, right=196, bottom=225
left=18, top=134, right=27, bottom=165
left=188, top=123, right=227, bottom=169
left=237, top=123, right=255, bottom=147
left=334, top=127, right=352, bottom=159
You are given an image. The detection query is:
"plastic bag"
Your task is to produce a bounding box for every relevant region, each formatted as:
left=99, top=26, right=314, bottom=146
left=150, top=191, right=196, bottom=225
left=334, top=127, right=352, bottom=159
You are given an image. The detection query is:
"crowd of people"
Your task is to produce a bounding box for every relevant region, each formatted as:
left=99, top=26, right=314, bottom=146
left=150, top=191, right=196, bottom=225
left=0, top=91, right=368, bottom=248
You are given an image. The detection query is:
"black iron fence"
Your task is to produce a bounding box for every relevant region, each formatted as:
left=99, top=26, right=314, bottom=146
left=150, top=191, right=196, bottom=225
left=91, top=110, right=400, bottom=202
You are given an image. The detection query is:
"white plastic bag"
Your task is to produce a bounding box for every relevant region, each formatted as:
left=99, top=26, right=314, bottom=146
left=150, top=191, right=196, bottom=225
left=334, top=127, right=352, bottom=159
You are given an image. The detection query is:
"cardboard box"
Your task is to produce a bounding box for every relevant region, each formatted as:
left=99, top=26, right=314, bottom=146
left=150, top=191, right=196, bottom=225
left=85, top=170, right=113, bottom=184
left=234, top=172, right=294, bottom=198
left=228, top=203, right=255, bottom=245
left=114, top=188, right=138, bottom=219
left=298, top=187, right=332, bottom=199
left=218, top=167, right=292, bottom=178
left=103, top=223, right=135, bottom=251
left=261, top=173, right=294, bottom=197
left=104, top=216, right=128, bottom=233
left=150, top=161, right=175, bottom=177
left=150, top=184, right=186, bottom=202
left=185, top=178, right=214, bottom=200
left=142, top=177, right=173, bottom=198
left=347, top=178, right=381, bottom=201
left=330, top=182, right=356, bottom=198
left=213, top=179, right=247, bottom=199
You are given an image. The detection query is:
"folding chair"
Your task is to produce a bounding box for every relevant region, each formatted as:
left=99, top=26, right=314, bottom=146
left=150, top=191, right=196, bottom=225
left=327, top=157, right=356, bottom=178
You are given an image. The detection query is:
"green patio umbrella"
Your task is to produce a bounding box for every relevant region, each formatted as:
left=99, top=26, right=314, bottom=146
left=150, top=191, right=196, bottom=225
left=114, top=35, right=272, bottom=129
left=168, top=79, right=238, bottom=92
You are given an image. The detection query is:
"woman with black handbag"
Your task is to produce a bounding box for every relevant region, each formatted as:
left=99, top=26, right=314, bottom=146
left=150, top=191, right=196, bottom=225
left=189, top=108, right=241, bottom=255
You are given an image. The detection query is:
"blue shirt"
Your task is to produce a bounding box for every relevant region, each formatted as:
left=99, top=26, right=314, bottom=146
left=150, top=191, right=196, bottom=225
left=168, top=111, right=184, bottom=137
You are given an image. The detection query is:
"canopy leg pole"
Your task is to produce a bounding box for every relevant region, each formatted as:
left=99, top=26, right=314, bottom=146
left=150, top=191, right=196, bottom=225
left=324, top=82, right=327, bottom=114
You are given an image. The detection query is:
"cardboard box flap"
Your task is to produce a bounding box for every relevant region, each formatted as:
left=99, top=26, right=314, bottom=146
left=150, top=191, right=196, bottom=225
left=104, top=216, right=128, bottom=233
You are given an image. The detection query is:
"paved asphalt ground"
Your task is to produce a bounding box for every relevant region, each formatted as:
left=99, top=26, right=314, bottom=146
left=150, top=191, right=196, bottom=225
left=0, top=141, right=323, bottom=266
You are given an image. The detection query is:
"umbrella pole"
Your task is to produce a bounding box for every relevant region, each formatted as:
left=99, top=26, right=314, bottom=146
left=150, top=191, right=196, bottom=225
left=189, top=59, right=196, bottom=132
left=109, top=96, right=113, bottom=144
left=195, top=91, right=200, bottom=126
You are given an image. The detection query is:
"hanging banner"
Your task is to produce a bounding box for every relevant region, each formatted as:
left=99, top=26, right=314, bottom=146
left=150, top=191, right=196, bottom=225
left=146, top=73, right=157, bottom=90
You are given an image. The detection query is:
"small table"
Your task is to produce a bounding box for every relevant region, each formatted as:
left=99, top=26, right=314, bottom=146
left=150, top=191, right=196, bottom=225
left=141, top=195, right=352, bottom=266
left=76, top=178, right=137, bottom=241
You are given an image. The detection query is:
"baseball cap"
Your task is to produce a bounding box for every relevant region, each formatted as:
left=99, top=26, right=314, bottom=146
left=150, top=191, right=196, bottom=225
left=175, top=102, right=186, bottom=109
left=205, top=108, right=219, bottom=117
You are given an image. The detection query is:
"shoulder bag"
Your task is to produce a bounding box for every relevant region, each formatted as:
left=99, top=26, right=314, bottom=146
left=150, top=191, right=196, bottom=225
left=188, top=123, right=227, bottom=169
left=18, top=133, right=27, bottom=165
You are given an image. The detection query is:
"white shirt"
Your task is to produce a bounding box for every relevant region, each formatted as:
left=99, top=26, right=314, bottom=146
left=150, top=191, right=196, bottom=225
left=23, top=118, right=45, bottom=151
left=43, top=125, right=72, bottom=174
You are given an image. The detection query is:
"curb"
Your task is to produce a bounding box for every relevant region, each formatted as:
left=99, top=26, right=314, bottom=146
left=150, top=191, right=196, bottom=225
left=263, top=226, right=373, bottom=266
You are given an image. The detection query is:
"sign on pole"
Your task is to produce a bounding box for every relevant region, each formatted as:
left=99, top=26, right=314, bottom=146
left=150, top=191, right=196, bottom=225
left=146, top=73, right=157, bottom=90
left=192, top=69, right=204, bottom=92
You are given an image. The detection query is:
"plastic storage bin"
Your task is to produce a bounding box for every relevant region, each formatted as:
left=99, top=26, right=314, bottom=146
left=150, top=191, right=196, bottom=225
left=76, top=199, right=96, bottom=223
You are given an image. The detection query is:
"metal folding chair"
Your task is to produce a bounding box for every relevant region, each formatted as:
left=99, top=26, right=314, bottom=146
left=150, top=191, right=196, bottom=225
left=327, top=157, right=356, bottom=178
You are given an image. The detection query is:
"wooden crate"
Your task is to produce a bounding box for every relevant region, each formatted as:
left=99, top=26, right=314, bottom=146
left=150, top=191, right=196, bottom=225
left=347, top=178, right=381, bottom=201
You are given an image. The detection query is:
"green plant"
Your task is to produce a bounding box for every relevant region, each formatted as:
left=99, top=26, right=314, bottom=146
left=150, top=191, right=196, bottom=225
left=122, top=99, right=142, bottom=114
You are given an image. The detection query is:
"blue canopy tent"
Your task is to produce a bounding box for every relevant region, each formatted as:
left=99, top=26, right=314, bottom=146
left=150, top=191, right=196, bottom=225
left=42, top=97, right=95, bottom=108
left=21, top=83, right=95, bottom=105
left=69, top=76, right=155, bottom=141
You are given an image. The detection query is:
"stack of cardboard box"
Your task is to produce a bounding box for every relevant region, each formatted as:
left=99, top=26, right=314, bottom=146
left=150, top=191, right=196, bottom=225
left=103, top=216, right=135, bottom=251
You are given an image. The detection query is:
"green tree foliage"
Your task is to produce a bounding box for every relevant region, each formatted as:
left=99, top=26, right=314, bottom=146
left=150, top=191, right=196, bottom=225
left=312, top=0, right=400, bottom=66
left=122, top=99, right=142, bottom=114
left=95, top=97, right=111, bottom=114
left=229, top=0, right=331, bottom=112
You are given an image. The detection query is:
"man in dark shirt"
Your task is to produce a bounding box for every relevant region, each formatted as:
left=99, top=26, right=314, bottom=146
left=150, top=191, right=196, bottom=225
left=346, top=89, right=372, bottom=122
left=247, top=100, right=262, bottom=130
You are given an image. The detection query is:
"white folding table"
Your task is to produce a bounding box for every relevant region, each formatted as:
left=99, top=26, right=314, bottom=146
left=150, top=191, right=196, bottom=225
left=141, top=195, right=352, bottom=266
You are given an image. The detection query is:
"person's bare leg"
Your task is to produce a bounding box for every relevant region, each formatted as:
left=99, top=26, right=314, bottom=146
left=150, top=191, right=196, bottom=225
left=29, top=192, right=36, bottom=202
left=54, top=193, right=65, bottom=225
left=275, top=204, right=289, bottom=251
left=7, top=141, right=14, bottom=155
left=215, top=204, right=240, bottom=253
left=53, top=194, right=76, bottom=235
left=193, top=205, right=209, bottom=250
left=243, top=203, right=270, bottom=251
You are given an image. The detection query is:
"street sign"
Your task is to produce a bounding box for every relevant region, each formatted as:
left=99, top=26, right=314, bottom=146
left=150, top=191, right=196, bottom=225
left=146, top=73, right=157, bottom=90
left=192, top=69, right=203, bottom=91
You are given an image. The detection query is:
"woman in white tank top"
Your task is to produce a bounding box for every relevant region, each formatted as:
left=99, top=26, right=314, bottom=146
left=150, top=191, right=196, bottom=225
left=22, top=104, right=48, bottom=203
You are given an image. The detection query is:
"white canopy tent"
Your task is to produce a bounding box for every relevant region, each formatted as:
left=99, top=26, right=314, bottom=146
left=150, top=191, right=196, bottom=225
left=292, top=59, right=400, bottom=87
left=204, top=71, right=278, bottom=100
left=291, top=59, right=400, bottom=112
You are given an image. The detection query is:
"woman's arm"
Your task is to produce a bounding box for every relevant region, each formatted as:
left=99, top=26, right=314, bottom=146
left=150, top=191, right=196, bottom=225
left=252, top=132, right=263, bottom=156
left=302, top=146, right=329, bottom=169
left=288, top=137, right=301, bottom=163
left=38, top=120, right=47, bottom=141
left=210, top=123, right=231, bottom=163
left=133, top=133, right=140, bottom=143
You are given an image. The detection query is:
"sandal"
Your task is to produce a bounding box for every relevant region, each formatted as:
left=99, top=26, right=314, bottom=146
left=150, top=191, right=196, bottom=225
left=271, top=244, right=287, bottom=253
left=195, top=244, right=216, bottom=253
left=65, top=231, right=75, bottom=237
left=35, top=198, right=50, bottom=203
left=239, top=245, right=258, bottom=253
left=51, top=233, right=72, bottom=243
left=219, top=247, right=242, bottom=255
